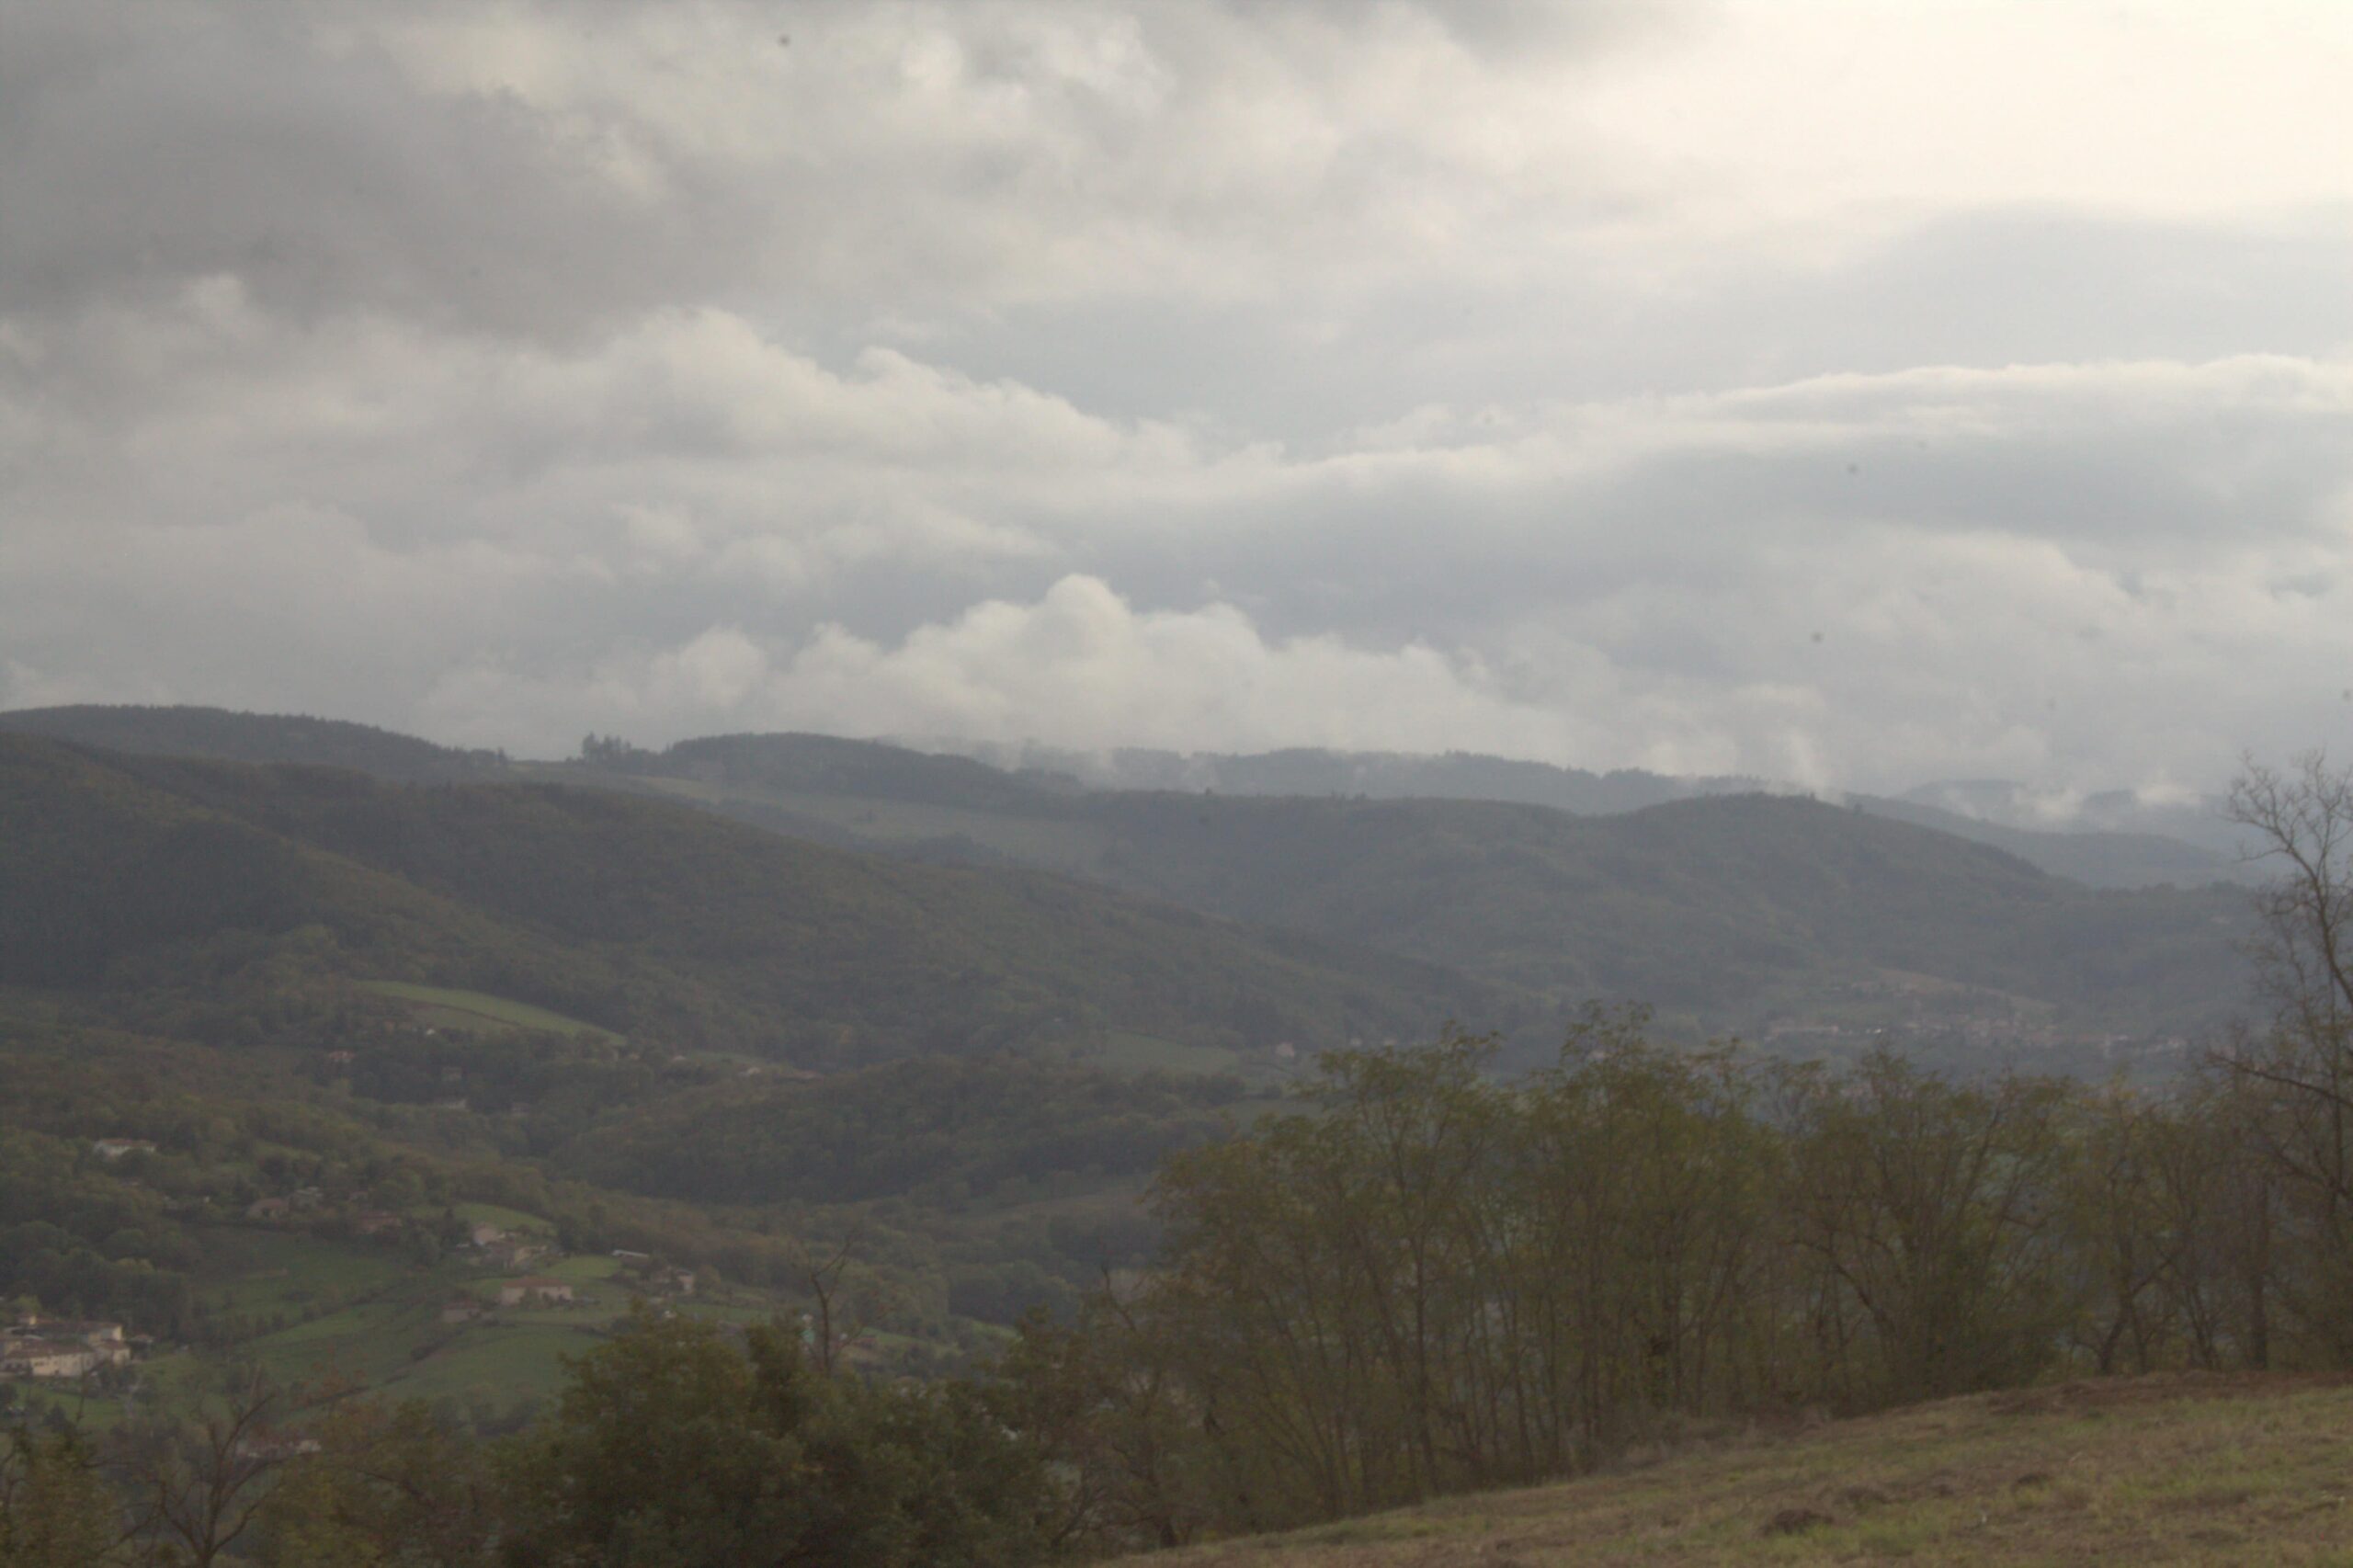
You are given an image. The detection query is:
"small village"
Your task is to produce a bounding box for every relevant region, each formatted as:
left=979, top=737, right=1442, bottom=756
left=0, top=1135, right=716, bottom=1410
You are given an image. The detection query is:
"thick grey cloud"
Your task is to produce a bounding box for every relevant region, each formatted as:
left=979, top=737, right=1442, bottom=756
left=2, top=0, right=2349, bottom=796
left=0, top=5, right=733, bottom=337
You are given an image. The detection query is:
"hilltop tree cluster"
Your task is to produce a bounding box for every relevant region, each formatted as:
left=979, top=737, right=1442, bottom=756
left=999, top=1026, right=2295, bottom=1544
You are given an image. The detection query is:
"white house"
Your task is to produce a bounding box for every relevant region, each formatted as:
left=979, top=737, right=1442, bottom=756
left=497, top=1277, right=574, bottom=1307
left=1, top=1340, right=104, bottom=1380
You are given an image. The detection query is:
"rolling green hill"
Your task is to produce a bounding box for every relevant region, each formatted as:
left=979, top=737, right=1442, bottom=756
left=0, top=733, right=1510, bottom=1065
left=539, top=733, right=2255, bottom=1035
left=926, top=737, right=2246, bottom=890
left=1054, top=790, right=2252, bottom=1028
left=560, top=1052, right=1245, bottom=1210
left=0, top=703, right=505, bottom=781
left=0, top=710, right=2259, bottom=1040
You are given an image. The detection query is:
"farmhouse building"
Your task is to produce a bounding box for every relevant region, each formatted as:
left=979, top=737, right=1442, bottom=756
left=497, top=1277, right=574, bottom=1307
left=1, top=1319, right=130, bottom=1378
left=2, top=1340, right=105, bottom=1379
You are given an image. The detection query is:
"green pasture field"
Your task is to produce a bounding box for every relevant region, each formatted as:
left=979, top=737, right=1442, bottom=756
left=1078, top=1029, right=1256, bottom=1078
left=357, top=982, right=623, bottom=1043
left=542, top=1254, right=622, bottom=1284
left=377, top=1321, right=600, bottom=1405
left=625, top=777, right=1113, bottom=875
left=243, top=1295, right=441, bottom=1389
left=193, top=1227, right=409, bottom=1317
left=420, top=1201, right=556, bottom=1237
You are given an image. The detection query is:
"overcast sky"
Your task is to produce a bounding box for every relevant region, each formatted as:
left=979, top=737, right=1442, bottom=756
left=4, top=0, right=2349, bottom=794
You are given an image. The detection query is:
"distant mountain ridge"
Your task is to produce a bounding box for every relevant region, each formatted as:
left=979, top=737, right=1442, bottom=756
left=548, top=733, right=2253, bottom=1032
left=1900, top=778, right=2255, bottom=860
left=911, top=736, right=2248, bottom=890
left=1854, top=793, right=2247, bottom=889
left=2, top=705, right=2243, bottom=890
left=0, top=703, right=506, bottom=781
left=2, top=707, right=2259, bottom=1042
left=0, top=732, right=1506, bottom=1066
left=917, top=737, right=1768, bottom=814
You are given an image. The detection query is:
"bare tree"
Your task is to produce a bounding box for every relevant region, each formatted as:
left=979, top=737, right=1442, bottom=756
left=797, top=1224, right=893, bottom=1377
left=2219, top=755, right=2353, bottom=1357
left=115, top=1367, right=281, bottom=1568
left=2231, top=753, right=2353, bottom=1061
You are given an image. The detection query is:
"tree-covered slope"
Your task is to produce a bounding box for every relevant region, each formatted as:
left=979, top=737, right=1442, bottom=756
left=0, top=703, right=505, bottom=781
left=497, top=728, right=2251, bottom=1030
left=3, top=711, right=2257, bottom=1036
left=1057, top=790, right=2250, bottom=1024
left=928, top=737, right=2242, bottom=889
left=659, top=731, right=1077, bottom=812
left=545, top=731, right=2252, bottom=1030
left=1, top=734, right=1509, bottom=1064
left=0, top=733, right=591, bottom=995
left=560, top=1053, right=1243, bottom=1209
left=1850, top=792, right=2245, bottom=889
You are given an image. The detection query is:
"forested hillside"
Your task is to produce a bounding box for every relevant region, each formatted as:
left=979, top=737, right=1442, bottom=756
left=928, top=737, right=1761, bottom=812
left=2, top=710, right=2256, bottom=1043
left=1848, top=791, right=2246, bottom=889
left=546, top=732, right=2253, bottom=1038
left=0, top=704, right=505, bottom=781
left=1063, top=791, right=2251, bottom=1027
left=930, top=737, right=2248, bottom=889
left=0, top=734, right=1511, bottom=1065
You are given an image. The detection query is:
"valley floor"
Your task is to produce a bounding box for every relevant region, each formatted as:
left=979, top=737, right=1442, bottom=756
left=1120, top=1373, right=2353, bottom=1566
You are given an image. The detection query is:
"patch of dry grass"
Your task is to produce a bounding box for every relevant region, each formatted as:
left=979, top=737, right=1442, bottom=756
left=1116, top=1374, right=2353, bottom=1566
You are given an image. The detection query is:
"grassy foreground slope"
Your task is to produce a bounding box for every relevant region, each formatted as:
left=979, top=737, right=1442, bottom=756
left=1128, top=1376, right=2353, bottom=1567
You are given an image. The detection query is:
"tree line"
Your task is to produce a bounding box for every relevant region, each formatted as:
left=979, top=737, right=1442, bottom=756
left=1007, top=1025, right=2286, bottom=1543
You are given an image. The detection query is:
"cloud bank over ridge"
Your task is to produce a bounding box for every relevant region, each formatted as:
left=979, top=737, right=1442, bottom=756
left=3, top=0, right=2349, bottom=793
